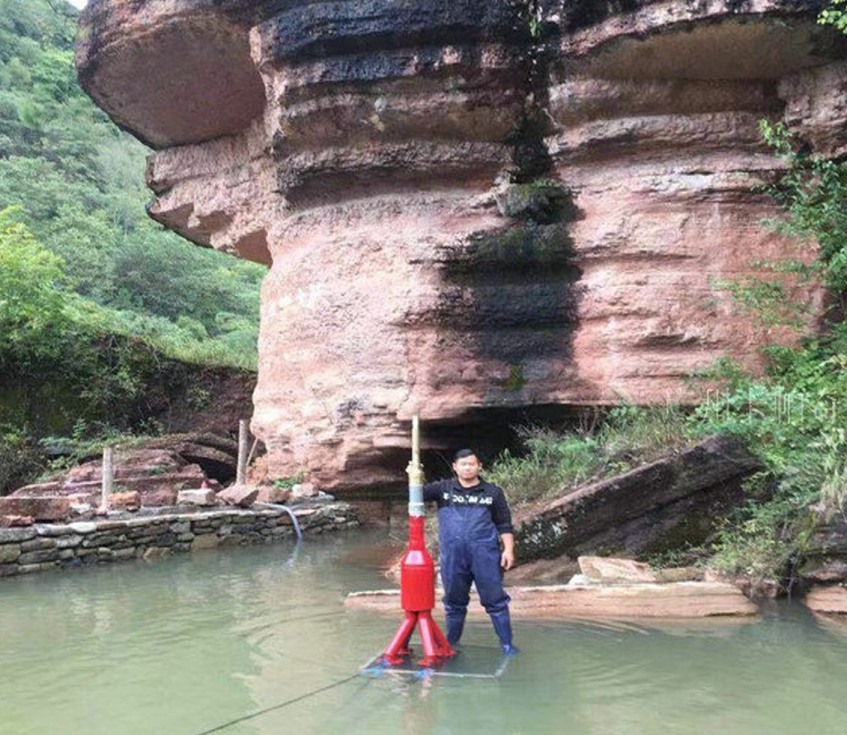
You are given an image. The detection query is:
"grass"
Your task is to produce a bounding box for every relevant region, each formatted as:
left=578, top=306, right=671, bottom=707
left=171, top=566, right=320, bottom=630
left=486, top=404, right=692, bottom=506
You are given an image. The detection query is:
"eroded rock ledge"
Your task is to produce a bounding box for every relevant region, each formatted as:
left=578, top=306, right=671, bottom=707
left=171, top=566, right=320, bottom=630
left=514, top=435, right=763, bottom=562
left=346, top=555, right=758, bottom=619
left=77, top=0, right=845, bottom=488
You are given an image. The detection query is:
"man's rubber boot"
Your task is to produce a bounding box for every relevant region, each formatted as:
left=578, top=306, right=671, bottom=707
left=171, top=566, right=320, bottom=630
left=490, top=610, right=519, bottom=655
left=446, top=609, right=466, bottom=647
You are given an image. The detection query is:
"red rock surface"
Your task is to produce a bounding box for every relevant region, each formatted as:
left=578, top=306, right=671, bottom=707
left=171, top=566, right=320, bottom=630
left=217, top=484, right=258, bottom=508
left=109, top=491, right=142, bottom=512
left=0, top=497, right=71, bottom=522
left=76, top=0, right=843, bottom=488
left=12, top=447, right=211, bottom=510
left=803, top=584, right=847, bottom=614
left=0, top=515, right=34, bottom=528
left=514, top=435, right=761, bottom=561
left=255, top=486, right=291, bottom=505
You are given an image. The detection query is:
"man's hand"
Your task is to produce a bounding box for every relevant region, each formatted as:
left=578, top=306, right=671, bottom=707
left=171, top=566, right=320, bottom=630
left=500, top=533, right=515, bottom=570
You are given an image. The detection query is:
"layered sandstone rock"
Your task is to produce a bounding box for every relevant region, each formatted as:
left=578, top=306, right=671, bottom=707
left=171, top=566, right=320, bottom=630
left=77, top=0, right=845, bottom=488
left=10, top=446, right=216, bottom=509
left=345, top=580, right=758, bottom=619
left=513, top=435, right=763, bottom=562
left=803, top=584, right=847, bottom=614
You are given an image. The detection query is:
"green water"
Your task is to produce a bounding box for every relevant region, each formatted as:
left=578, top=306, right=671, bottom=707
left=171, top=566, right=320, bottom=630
left=2, top=530, right=847, bottom=735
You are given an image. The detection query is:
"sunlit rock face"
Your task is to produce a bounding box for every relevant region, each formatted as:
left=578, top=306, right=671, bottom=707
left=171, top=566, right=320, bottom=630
left=77, top=0, right=845, bottom=489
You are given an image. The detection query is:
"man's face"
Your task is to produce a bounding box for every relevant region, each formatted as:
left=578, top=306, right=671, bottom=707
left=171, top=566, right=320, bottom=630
left=453, top=455, right=482, bottom=483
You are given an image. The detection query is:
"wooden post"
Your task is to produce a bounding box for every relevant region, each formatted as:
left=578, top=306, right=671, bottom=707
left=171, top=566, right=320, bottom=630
left=101, top=446, right=113, bottom=512
left=237, top=419, right=248, bottom=485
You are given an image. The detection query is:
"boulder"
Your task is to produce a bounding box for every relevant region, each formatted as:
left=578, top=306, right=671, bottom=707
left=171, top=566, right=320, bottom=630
left=0, top=515, right=34, bottom=528
left=142, top=489, right=178, bottom=507
left=255, top=486, right=292, bottom=505
left=109, top=491, right=142, bottom=512
left=0, top=497, right=70, bottom=522
left=803, top=585, right=847, bottom=614
left=797, top=515, right=847, bottom=585
left=69, top=504, right=94, bottom=518
left=514, top=436, right=762, bottom=562
left=8, top=481, right=61, bottom=495
left=504, top=557, right=579, bottom=586
left=578, top=556, right=657, bottom=584
left=290, top=482, right=319, bottom=499
left=217, top=485, right=258, bottom=508
left=177, top=488, right=218, bottom=507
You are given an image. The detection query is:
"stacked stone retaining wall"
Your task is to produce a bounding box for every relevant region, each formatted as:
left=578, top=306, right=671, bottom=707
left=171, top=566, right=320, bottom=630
left=0, top=503, right=358, bottom=578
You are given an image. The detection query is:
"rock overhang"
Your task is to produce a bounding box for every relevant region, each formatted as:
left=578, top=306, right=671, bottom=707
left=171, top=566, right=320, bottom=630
left=76, top=0, right=847, bottom=488
left=77, top=6, right=265, bottom=148
left=561, top=16, right=847, bottom=81
left=77, top=1, right=843, bottom=147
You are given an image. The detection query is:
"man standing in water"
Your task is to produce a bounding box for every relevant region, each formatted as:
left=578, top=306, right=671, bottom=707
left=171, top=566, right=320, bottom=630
left=423, top=449, right=518, bottom=654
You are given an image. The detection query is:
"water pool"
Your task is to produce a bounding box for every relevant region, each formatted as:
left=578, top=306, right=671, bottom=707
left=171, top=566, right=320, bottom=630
left=2, top=529, right=846, bottom=735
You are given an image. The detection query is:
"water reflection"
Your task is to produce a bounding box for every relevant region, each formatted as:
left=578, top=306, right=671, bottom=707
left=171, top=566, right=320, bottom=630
left=2, top=532, right=847, bottom=735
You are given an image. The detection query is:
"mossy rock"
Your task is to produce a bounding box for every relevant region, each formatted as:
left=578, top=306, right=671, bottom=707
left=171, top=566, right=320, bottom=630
left=495, top=181, right=578, bottom=224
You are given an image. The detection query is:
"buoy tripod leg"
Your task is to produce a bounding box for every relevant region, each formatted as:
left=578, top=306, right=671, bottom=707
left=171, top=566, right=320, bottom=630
left=382, top=611, right=417, bottom=665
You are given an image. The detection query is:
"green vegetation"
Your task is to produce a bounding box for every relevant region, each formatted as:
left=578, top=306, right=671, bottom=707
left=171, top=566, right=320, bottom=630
left=0, top=0, right=264, bottom=492
left=487, top=405, right=690, bottom=505
left=690, top=114, right=846, bottom=583
left=819, top=0, right=847, bottom=32
left=0, top=0, right=264, bottom=370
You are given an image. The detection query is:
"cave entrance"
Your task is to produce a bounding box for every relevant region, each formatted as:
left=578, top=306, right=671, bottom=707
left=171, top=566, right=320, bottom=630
left=418, top=403, right=608, bottom=481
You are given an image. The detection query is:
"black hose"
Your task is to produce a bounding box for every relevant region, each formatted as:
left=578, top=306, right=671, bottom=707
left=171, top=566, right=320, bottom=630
left=191, top=672, right=361, bottom=735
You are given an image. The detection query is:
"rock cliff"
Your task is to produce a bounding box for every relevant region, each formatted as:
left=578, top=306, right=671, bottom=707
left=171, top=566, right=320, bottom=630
left=77, top=0, right=846, bottom=488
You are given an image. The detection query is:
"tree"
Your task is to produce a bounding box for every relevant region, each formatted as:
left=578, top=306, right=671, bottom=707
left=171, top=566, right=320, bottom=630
left=0, top=206, right=71, bottom=367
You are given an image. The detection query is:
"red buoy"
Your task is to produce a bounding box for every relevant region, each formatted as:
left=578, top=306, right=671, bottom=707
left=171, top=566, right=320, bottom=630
left=381, top=417, right=455, bottom=667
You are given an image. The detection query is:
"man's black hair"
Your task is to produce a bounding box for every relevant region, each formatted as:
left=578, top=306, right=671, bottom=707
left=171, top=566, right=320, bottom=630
left=453, top=448, right=480, bottom=463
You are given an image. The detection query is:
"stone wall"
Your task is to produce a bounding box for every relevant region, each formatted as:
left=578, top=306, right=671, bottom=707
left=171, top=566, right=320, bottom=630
left=0, top=504, right=358, bottom=579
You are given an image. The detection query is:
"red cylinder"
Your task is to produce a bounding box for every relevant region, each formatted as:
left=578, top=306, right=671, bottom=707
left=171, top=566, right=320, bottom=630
left=400, top=517, right=435, bottom=611
left=400, top=548, right=436, bottom=611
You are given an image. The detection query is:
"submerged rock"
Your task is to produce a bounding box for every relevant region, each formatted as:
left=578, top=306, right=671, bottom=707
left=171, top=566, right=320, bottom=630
left=346, top=580, right=757, bottom=619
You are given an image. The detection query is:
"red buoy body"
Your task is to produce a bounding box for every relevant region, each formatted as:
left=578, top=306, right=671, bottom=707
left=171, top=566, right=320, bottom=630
left=399, top=518, right=436, bottom=612
left=382, top=518, right=454, bottom=666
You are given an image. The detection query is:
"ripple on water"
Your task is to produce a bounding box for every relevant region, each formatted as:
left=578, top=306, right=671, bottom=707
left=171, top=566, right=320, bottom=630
left=5, top=536, right=847, bottom=735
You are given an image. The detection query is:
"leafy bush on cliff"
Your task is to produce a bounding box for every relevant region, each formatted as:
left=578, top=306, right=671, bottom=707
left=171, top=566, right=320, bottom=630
left=691, top=116, right=847, bottom=581
left=691, top=343, right=847, bottom=580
